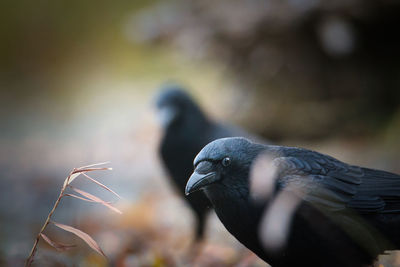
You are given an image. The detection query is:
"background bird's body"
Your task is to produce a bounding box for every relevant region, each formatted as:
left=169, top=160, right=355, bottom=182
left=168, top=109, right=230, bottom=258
left=156, top=86, right=258, bottom=240
left=186, top=137, right=400, bottom=266
left=159, top=120, right=215, bottom=238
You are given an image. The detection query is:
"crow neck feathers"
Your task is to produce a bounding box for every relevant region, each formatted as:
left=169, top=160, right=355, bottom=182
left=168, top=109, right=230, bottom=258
left=201, top=142, right=268, bottom=257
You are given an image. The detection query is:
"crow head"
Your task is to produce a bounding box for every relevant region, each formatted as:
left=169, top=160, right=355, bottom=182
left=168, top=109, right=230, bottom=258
left=186, top=137, right=264, bottom=199
left=154, top=84, right=206, bottom=129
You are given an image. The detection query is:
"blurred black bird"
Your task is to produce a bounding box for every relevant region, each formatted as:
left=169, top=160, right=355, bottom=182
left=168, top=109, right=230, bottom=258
left=186, top=137, right=400, bottom=267
left=155, top=85, right=259, bottom=241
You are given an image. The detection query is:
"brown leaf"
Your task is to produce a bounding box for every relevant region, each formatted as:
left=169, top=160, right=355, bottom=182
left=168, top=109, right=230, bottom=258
left=63, top=193, right=96, bottom=202
left=250, top=153, right=278, bottom=201
left=77, top=161, right=111, bottom=170
left=51, top=221, right=107, bottom=258
left=260, top=188, right=302, bottom=251
left=63, top=172, right=81, bottom=187
left=69, top=186, right=122, bottom=214
left=64, top=166, right=112, bottom=187
left=63, top=193, right=113, bottom=204
left=71, top=167, right=112, bottom=175
left=82, top=173, right=121, bottom=199
left=40, top=233, right=76, bottom=251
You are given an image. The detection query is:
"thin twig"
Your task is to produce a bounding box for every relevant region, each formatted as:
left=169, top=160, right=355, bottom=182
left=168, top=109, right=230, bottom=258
left=25, top=164, right=115, bottom=266
left=25, top=169, right=75, bottom=267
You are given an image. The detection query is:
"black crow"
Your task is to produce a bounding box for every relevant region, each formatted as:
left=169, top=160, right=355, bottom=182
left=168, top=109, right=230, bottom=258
left=186, top=137, right=400, bottom=267
left=155, top=85, right=257, bottom=241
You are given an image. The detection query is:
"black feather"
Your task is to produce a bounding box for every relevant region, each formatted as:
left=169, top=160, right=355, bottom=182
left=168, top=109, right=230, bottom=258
left=155, top=85, right=261, bottom=240
left=188, top=137, right=400, bottom=266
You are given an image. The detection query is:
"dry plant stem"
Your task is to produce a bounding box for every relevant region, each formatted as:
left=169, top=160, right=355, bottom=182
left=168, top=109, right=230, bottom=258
left=25, top=169, right=75, bottom=267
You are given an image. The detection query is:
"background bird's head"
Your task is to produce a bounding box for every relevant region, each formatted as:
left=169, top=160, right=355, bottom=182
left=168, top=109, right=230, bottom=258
left=154, top=84, right=206, bottom=129
left=186, top=137, right=264, bottom=200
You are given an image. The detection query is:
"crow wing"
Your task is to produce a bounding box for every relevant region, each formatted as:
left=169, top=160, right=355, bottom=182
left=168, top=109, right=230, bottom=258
left=269, top=147, right=400, bottom=214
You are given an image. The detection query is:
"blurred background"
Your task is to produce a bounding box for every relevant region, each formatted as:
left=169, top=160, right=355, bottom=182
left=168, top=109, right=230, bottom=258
left=1, top=0, right=399, bottom=266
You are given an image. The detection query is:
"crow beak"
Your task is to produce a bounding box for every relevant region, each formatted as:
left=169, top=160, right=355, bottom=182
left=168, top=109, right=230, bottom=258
left=157, top=106, right=178, bottom=128
left=185, top=171, right=218, bottom=195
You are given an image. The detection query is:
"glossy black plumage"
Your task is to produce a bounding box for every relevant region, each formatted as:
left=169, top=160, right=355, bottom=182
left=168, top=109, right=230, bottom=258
left=186, top=137, right=400, bottom=267
left=155, top=85, right=256, bottom=240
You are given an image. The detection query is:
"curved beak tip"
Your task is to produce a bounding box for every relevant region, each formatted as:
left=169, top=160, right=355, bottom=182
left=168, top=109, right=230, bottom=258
left=185, top=173, right=197, bottom=196
left=185, top=171, right=217, bottom=196
left=184, top=183, right=191, bottom=195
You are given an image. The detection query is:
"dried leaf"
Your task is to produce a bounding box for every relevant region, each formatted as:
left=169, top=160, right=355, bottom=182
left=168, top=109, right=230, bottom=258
left=64, top=166, right=112, bottom=187
left=63, top=172, right=81, bottom=187
left=64, top=193, right=113, bottom=204
left=82, top=173, right=121, bottom=199
left=71, top=167, right=112, bottom=175
left=70, top=186, right=122, bottom=214
left=250, top=153, right=278, bottom=201
left=40, top=233, right=76, bottom=251
left=260, top=189, right=302, bottom=251
left=63, top=193, right=96, bottom=203
left=51, top=221, right=107, bottom=258
left=77, top=161, right=111, bottom=170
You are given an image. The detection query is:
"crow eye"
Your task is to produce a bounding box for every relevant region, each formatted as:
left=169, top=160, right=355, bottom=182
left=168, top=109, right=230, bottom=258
left=222, top=157, right=231, bottom=167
